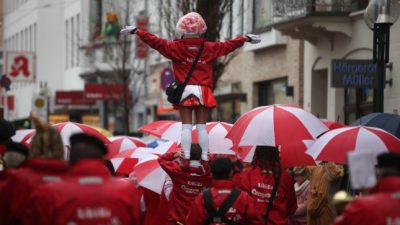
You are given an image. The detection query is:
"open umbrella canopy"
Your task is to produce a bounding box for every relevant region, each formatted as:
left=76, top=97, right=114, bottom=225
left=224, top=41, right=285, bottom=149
left=139, top=120, right=182, bottom=141
left=106, top=136, right=147, bottom=158
left=321, top=119, right=346, bottom=130
left=306, top=126, right=400, bottom=164
left=11, top=129, right=35, bottom=144
left=351, top=113, right=400, bottom=138
left=226, top=104, right=328, bottom=147
left=52, top=122, right=111, bottom=147
left=134, top=154, right=167, bottom=194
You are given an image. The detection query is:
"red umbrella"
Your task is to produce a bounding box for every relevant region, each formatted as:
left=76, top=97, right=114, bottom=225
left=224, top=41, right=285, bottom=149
left=110, top=142, right=177, bottom=175
left=139, top=120, right=182, bottom=141
left=52, top=122, right=111, bottom=147
left=236, top=140, right=316, bottom=168
left=106, top=136, right=147, bottom=158
left=134, top=154, right=167, bottom=194
left=321, top=119, right=346, bottom=130
left=192, top=122, right=235, bottom=155
left=306, top=126, right=400, bottom=164
left=11, top=129, right=35, bottom=144
left=226, top=104, right=328, bottom=147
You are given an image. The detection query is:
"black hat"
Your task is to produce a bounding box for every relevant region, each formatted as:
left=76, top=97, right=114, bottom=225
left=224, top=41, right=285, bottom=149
left=377, top=153, right=400, bottom=171
left=0, top=118, right=16, bottom=143
left=70, top=133, right=108, bottom=155
left=5, top=141, right=29, bottom=158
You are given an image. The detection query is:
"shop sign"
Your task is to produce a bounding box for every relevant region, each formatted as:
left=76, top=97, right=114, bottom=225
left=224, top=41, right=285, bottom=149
left=6, top=52, right=35, bottom=82
left=160, top=67, right=174, bottom=91
left=84, top=84, right=127, bottom=100
left=55, top=91, right=96, bottom=105
left=331, top=59, right=378, bottom=88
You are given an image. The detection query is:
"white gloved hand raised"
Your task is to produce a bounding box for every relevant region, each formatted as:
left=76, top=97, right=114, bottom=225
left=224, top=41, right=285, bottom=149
left=120, top=26, right=137, bottom=35
left=245, top=34, right=261, bottom=44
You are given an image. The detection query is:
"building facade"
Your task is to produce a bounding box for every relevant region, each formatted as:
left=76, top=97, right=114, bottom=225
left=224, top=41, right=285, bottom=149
left=270, top=0, right=399, bottom=124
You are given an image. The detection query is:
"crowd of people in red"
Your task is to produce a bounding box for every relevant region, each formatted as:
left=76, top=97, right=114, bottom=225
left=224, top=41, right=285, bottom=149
left=0, top=116, right=400, bottom=225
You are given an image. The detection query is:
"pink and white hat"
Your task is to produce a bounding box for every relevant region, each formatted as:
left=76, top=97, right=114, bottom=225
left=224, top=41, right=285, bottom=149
left=175, top=12, right=207, bottom=36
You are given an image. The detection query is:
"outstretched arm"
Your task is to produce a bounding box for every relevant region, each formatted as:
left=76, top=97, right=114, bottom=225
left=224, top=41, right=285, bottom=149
left=121, top=26, right=174, bottom=59
left=209, top=34, right=261, bottom=58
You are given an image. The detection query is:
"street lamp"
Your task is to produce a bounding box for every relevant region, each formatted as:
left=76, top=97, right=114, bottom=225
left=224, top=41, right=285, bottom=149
left=364, top=0, right=399, bottom=112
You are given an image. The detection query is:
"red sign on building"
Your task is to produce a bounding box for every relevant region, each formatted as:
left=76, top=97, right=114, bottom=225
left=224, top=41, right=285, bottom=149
left=0, top=95, right=15, bottom=111
left=84, top=84, right=128, bottom=101
left=6, top=52, right=35, bottom=82
left=55, top=91, right=96, bottom=105
left=136, top=15, right=149, bottom=58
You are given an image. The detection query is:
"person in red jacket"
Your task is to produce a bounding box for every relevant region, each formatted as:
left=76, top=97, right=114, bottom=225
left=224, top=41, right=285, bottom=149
left=241, top=146, right=297, bottom=225
left=22, top=133, right=142, bottom=225
left=121, top=12, right=261, bottom=162
left=158, top=143, right=212, bottom=225
left=186, top=157, right=263, bottom=225
left=334, top=152, right=400, bottom=225
left=0, top=115, right=68, bottom=225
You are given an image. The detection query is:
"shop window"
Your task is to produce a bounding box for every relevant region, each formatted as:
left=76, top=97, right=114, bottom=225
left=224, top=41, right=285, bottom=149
left=256, top=78, right=288, bottom=106
left=344, top=88, right=374, bottom=124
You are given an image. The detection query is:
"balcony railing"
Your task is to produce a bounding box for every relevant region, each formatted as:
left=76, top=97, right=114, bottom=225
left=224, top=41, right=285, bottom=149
left=271, top=0, right=368, bottom=25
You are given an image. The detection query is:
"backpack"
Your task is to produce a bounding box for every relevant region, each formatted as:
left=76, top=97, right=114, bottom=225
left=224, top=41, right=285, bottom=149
left=203, top=188, right=241, bottom=225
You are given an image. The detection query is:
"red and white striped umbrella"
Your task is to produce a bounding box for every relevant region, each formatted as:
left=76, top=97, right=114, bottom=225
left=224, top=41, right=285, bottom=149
left=306, top=126, right=400, bottom=164
left=134, top=154, right=167, bottom=194
left=110, top=142, right=177, bottom=175
left=11, top=129, right=35, bottom=144
left=107, top=136, right=147, bottom=158
left=321, top=119, right=346, bottom=130
left=192, top=122, right=235, bottom=155
left=52, top=122, right=111, bottom=146
left=236, top=140, right=316, bottom=168
left=139, top=120, right=182, bottom=141
left=110, top=147, right=154, bottom=175
left=226, top=104, right=328, bottom=147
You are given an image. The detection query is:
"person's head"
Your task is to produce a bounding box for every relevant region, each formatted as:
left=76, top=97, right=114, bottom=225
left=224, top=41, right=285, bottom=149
left=175, top=12, right=207, bottom=38
left=3, top=142, right=29, bottom=168
left=69, top=133, right=107, bottom=165
left=190, top=143, right=202, bottom=161
left=292, top=166, right=309, bottom=185
left=375, top=152, right=400, bottom=179
left=211, top=157, right=233, bottom=180
left=0, top=118, right=15, bottom=145
left=252, top=145, right=281, bottom=170
left=30, top=114, right=64, bottom=160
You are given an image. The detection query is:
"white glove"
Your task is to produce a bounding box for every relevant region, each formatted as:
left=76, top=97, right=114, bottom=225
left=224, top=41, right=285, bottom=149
left=120, top=26, right=137, bottom=35
left=245, top=34, right=261, bottom=44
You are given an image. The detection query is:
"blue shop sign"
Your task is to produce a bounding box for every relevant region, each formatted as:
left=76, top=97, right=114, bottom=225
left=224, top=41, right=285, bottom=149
left=331, top=59, right=378, bottom=88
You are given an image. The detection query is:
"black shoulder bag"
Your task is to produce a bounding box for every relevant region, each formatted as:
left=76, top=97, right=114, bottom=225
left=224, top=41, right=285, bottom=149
left=166, top=43, right=204, bottom=105
left=264, top=169, right=282, bottom=224
left=203, top=188, right=241, bottom=225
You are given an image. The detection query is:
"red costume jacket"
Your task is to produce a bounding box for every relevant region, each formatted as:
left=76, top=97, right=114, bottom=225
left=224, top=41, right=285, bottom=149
left=0, top=158, right=68, bottom=225
left=158, top=152, right=212, bottom=223
left=22, top=159, right=142, bottom=225
left=136, top=29, right=246, bottom=88
left=334, top=176, right=400, bottom=225
left=241, top=166, right=297, bottom=225
left=186, top=180, right=264, bottom=225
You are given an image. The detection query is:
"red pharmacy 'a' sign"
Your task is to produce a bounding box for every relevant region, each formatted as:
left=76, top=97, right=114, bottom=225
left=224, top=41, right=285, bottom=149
left=6, top=52, right=35, bottom=82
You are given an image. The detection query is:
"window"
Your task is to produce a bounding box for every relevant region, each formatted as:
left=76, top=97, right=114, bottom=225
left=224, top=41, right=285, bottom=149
left=253, top=0, right=272, bottom=32
left=76, top=14, right=80, bottom=66
left=66, top=20, right=69, bottom=69
left=344, top=88, right=374, bottom=124
left=71, top=17, right=75, bottom=68
left=257, top=78, right=288, bottom=106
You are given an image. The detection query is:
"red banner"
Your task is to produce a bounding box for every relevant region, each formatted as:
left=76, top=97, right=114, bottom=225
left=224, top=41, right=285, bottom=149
left=0, top=95, right=14, bottom=111
left=84, top=84, right=128, bottom=100
left=55, top=91, right=96, bottom=105
left=136, top=15, right=149, bottom=58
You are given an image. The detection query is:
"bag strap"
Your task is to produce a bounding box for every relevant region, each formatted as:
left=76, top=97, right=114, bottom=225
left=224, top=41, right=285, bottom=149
left=264, top=169, right=282, bottom=224
left=203, top=188, right=240, bottom=225
left=182, top=43, right=205, bottom=86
